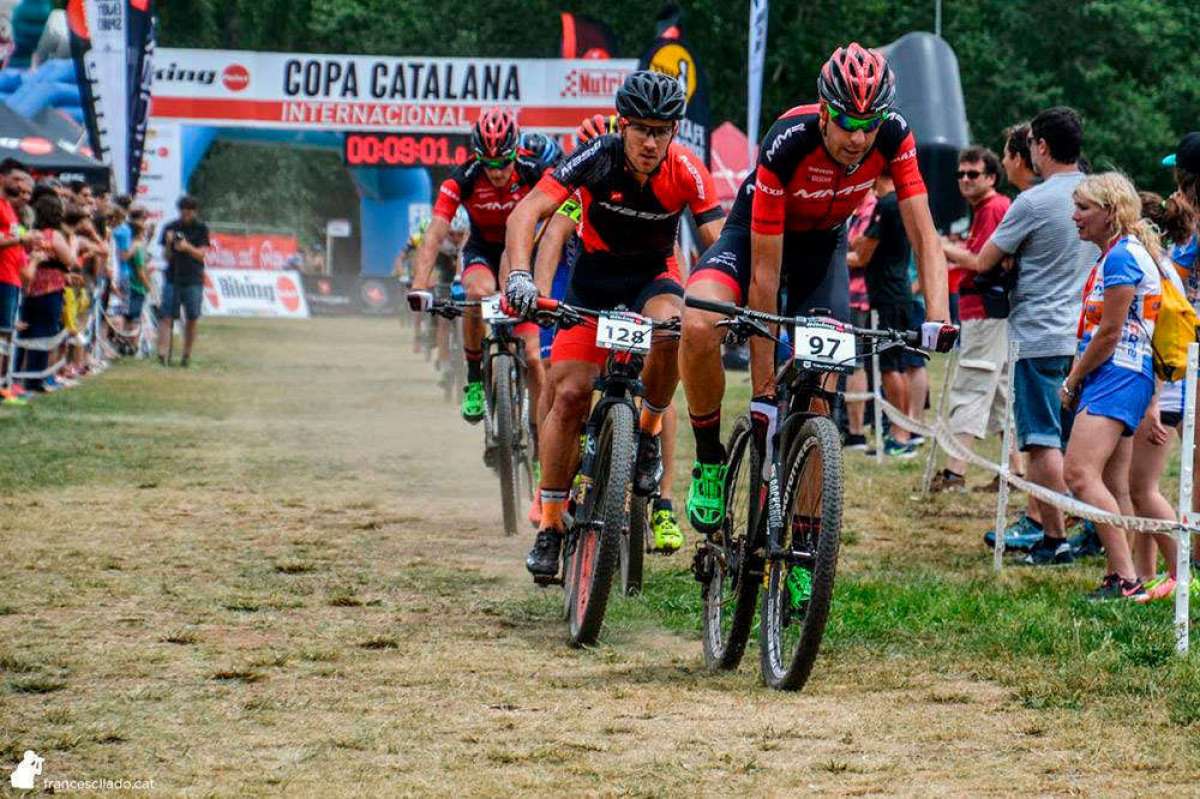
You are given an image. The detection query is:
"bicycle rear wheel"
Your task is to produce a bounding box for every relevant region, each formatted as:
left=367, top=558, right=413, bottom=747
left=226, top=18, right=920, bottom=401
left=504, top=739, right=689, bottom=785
left=567, top=403, right=634, bottom=646
left=492, top=354, right=520, bottom=537
left=701, top=415, right=761, bottom=671
left=759, top=415, right=843, bottom=691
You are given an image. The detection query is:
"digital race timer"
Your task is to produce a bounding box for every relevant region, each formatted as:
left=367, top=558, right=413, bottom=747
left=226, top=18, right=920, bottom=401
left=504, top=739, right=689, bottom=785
left=343, top=132, right=471, bottom=167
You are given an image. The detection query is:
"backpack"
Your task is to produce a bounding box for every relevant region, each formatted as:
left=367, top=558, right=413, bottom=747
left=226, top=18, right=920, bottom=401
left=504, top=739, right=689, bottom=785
left=1149, top=259, right=1199, bottom=381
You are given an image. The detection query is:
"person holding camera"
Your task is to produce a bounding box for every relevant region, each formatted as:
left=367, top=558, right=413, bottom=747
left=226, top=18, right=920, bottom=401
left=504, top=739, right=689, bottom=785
left=156, top=195, right=209, bottom=367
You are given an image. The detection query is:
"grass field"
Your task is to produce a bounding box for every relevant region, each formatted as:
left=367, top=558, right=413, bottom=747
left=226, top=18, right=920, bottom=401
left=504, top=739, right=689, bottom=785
left=1, top=316, right=1198, bottom=796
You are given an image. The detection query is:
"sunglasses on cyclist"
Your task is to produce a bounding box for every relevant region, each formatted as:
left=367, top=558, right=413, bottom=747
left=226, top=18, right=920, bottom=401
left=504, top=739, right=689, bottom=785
left=956, top=169, right=983, bottom=180
left=827, top=105, right=886, bottom=133
left=476, top=150, right=515, bottom=169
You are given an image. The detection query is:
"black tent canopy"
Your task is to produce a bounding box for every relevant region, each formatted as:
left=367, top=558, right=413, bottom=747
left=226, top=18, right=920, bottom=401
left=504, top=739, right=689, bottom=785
left=0, top=102, right=109, bottom=185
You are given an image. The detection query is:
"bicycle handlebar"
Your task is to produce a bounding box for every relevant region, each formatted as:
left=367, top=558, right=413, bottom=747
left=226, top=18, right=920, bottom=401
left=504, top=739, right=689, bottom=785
left=684, top=295, right=918, bottom=346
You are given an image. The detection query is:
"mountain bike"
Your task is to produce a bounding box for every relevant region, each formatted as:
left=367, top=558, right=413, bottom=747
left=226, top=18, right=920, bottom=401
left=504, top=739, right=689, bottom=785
left=687, top=296, right=922, bottom=690
left=425, top=297, right=535, bottom=537
left=528, top=297, right=680, bottom=646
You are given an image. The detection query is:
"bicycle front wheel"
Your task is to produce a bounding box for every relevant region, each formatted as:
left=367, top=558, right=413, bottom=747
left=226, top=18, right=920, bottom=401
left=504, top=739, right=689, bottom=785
left=567, top=402, right=634, bottom=647
left=492, top=354, right=520, bottom=537
left=759, top=415, right=843, bottom=691
left=702, top=414, right=761, bottom=671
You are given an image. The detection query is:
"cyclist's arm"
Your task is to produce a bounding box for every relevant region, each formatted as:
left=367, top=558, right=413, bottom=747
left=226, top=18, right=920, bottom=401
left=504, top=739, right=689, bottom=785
left=505, top=186, right=562, bottom=271
left=532, top=209, right=576, bottom=296
left=411, top=216, right=451, bottom=290
left=897, top=195, right=950, bottom=322
left=747, top=230, right=785, bottom=397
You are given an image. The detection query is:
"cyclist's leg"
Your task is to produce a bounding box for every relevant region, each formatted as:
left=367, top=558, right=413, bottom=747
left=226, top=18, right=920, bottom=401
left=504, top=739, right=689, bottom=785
left=527, top=327, right=603, bottom=575
left=636, top=280, right=685, bottom=550
left=460, top=262, right=495, bottom=421
left=680, top=230, right=749, bottom=533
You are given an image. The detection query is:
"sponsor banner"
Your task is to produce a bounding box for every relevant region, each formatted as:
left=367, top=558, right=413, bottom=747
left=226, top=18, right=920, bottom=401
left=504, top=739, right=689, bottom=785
left=151, top=49, right=637, bottom=133
left=126, top=1, right=156, bottom=195
left=206, top=233, right=300, bottom=270
left=138, top=120, right=182, bottom=267
left=84, top=0, right=129, bottom=191
left=747, top=0, right=768, bottom=159
left=202, top=269, right=309, bottom=318
left=640, top=7, right=712, bottom=166
left=66, top=0, right=106, bottom=175
left=301, top=273, right=357, bottom=316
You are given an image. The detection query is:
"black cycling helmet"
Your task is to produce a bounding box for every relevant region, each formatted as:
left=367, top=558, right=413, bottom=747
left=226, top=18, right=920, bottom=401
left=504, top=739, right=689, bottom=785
left=615, top=70, right=686, bottom=122
left=817, top=42, right=896, bottom=116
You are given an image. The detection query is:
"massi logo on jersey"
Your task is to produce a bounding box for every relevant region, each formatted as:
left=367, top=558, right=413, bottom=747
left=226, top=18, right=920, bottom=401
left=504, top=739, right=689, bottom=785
left=597, top=201, right=674, bottom=221
left=559, top=140, right=600, bottom=179
left=439, top=184, right=460, bottom=202
left=765, top=122, right=805, bottom=162
left=893, top=148, right=917, bottom=163
left=474, top=200, right=518, bottom=212
left=754, top=180, right=784, bottom=197
left=792, top=176, right=875, bottom=200
left=676, top=152, right=706, bottom=200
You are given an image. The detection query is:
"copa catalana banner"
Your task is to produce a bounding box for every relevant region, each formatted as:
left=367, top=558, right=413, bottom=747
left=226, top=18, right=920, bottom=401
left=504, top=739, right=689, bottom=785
left=151, top=49, right=638, bottom=133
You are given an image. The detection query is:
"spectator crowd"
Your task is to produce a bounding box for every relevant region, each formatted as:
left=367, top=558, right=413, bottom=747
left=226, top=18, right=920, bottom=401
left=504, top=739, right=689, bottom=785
left=0, top=157, right=211, bottom=406
left=842, top=106, right=1200, bottom=602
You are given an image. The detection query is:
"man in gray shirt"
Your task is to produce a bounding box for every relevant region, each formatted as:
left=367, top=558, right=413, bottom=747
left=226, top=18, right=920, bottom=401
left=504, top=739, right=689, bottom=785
left=959, top=107, right=1096, bottom=563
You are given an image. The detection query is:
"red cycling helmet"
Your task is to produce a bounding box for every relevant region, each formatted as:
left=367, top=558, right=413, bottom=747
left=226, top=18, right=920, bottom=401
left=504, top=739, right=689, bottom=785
left=472, top=108, right=519, bottom=159
left=817, top=42, right=896, bottom=116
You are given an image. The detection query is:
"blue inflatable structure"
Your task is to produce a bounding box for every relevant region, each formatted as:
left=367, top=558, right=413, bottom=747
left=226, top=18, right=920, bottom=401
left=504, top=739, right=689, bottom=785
left=0, top=59, right=431, bottom=276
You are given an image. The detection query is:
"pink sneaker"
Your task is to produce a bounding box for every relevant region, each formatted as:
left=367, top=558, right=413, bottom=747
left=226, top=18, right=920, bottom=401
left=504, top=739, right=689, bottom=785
left=1135, top=576, right=1177, bottom=604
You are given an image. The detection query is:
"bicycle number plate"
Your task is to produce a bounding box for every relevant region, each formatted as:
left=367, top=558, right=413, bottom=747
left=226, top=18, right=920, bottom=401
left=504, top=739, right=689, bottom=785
left=481, top=294, right=515, bottom=324
left=595, top=312, right=653, bottom=354
left=793, top=322, right=855, bottom=372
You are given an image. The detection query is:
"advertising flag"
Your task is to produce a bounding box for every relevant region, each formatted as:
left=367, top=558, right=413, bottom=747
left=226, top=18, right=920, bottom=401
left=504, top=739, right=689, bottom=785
left=639, top=4, right=710, bottom=166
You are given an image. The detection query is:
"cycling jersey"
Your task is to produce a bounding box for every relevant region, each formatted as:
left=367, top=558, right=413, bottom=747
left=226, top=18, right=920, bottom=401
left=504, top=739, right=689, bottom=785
left=538, top=135, right=724, bottom=266
left=724, top=104, right=926, bottom=236
left=433, top=155, right=545, bottom=244
left=690, top=105, right=927, bottom=319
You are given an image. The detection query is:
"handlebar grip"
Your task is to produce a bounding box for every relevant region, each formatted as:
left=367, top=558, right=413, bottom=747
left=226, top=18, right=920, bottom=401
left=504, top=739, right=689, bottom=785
left=535, top=297, right=561, bottom=312
left=903, top=330, right=920, bottom=346
left=684, top=296, right=739, bottom=316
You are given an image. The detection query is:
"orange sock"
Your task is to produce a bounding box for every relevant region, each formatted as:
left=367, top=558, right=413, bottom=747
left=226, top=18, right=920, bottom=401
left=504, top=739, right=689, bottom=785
left=540, top=489, right=568, bottom=531
left=639, top=400, right=667, bottom=436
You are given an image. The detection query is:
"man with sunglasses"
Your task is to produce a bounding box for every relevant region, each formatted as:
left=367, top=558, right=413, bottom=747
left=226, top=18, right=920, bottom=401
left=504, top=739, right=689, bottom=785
left=408, top=107, right=546, bottom=426
left=503, top=70, right=725, bottom=578
left=679, top=42, right=956, bottom=535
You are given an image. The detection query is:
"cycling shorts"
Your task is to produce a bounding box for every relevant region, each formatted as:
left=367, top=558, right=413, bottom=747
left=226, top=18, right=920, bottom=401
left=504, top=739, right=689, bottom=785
left=460, top=237, right=505, bottom=283
left=551, top=254, right=682, bottom=365
left=687, top=225, right=850, bottom=321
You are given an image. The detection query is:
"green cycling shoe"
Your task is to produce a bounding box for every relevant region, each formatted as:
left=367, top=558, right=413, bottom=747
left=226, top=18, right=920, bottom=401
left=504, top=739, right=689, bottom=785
left=461, top=381, right=485, bottom=423
left=650, top=506, right=684, bottom=554
left=686, top=460, right=728, bottom=535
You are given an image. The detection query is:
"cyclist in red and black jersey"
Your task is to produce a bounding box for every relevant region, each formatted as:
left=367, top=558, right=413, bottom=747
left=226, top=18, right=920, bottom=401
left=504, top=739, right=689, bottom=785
left=409, top=108, right=546, bottom=424
left=504, top=70, right=725, bottom=578
left=679, top=43, right=957, bottom=534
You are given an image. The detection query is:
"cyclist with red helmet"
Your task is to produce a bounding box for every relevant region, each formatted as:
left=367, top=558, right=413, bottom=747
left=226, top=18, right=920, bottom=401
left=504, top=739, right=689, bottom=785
left=408, top=108, right=546, bottom=425
left=679, top=43, right=957, bottom=534
left=504, top=70, right=726, bottom=578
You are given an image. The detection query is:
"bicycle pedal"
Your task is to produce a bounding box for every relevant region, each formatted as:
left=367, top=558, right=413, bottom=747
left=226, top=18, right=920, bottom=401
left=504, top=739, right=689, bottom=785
left=532, top=574, right=564, bottom=587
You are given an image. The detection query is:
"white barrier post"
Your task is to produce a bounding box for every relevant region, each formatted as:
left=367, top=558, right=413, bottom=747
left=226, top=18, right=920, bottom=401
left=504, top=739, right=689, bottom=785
left=870, top=309, right=884, bottom=464
left=1175, top=343, right=1197, bottom=656
left=922, top=350, right=958, bottom=494
left=992, top=340, right=1019, bottom=574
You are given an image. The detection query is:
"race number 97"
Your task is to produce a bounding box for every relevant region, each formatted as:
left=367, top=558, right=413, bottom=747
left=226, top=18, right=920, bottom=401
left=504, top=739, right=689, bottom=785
left=795, top=325, right=855, bottom=365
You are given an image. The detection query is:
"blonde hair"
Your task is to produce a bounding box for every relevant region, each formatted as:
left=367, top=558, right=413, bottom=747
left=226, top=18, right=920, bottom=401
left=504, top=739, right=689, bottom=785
left=1074, top=171, right=1163, bottom=262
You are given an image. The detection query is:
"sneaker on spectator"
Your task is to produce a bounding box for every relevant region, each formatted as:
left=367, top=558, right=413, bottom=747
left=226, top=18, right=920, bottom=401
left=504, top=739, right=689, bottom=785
left=0, top=387, right=27, bottom=406
left=844, top=433, right=868, bottom=451
left=983, top=514, right=1044, bottom=551
left=883, top=436, right=917, bottom=459
left=1019, top=537, right=1074, bottom=566
left=1086, top=573, right=1146, bottom=602
left=1135, top=574, right=1176, bottom=604
left=909, top=433, right=926, bottom=447
left=1066, top=518, right=1103, bottom=558
left=930, top=468, right=966, bottom=493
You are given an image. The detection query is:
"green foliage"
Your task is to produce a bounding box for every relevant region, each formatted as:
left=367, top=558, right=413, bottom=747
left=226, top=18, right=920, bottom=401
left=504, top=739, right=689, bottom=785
left=159, top=0, right=1200, bottom=226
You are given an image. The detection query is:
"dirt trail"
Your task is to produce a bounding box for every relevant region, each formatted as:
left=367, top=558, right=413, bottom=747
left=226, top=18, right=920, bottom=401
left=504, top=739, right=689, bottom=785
left=2, top=317, right=1193, bottom=797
